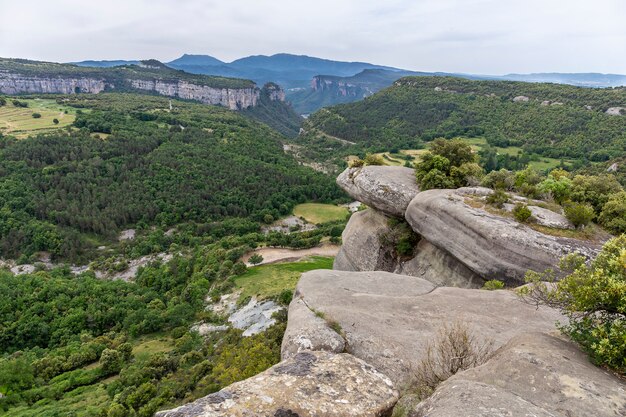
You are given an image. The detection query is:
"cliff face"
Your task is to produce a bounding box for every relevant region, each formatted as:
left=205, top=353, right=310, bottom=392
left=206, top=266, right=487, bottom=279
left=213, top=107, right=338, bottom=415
left=0, top=72, right=106, bottom=94
left=310, top=75, right=365, bottom=97
left=0, top=71, right=264, bottom=110
left=129, top=79, right=260, bottom=109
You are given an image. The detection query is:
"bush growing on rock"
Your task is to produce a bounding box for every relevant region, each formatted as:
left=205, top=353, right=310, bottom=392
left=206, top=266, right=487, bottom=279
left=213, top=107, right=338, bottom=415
left=519, top=235, right=626, bottom=374
left=538, top=176, right=572, bottom=204
left=564, top=202, right=595, bottom=228
left=486, top=189, right=509, bottom=208
left=411, top=321, right=494, bottom=399
left=414, top=138, right=479, bottom=190
left=482, top=279, right=505, bottom=290
left=363, top=153, right=385, bottom=166
left=481, top=169, right=514, bottom=190
left=570, top=174, right=623, bottom=214
left=512, top=203, right=533, bottom=223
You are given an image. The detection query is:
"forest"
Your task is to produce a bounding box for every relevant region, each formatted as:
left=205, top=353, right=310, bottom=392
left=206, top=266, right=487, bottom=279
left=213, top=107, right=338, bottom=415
left=0, top=93, right=343, bottom=262
left=298, top=76, right=626, bottom=172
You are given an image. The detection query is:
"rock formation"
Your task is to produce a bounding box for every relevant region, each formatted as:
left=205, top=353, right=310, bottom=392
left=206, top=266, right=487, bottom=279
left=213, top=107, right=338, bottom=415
left=412, top=333, right=626, bottom=417
left=282, top=270, right=563, bottom=387
left=0, top=73, right=106, bottom=94
left=335, top=166, right=604, bottom=287
left=155, top=351, right=398, bottom=417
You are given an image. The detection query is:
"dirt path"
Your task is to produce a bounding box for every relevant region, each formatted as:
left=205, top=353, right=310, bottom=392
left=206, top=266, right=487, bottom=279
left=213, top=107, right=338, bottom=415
left=242, top=243, right=340, bottom=266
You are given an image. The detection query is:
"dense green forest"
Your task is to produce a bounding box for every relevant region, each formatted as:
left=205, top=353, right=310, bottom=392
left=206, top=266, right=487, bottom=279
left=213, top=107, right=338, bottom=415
left=242, top=83, right=302, bottom=137
left=0, top=93, right=342, bottom=262
left=297, top=76, right=625, bottom=172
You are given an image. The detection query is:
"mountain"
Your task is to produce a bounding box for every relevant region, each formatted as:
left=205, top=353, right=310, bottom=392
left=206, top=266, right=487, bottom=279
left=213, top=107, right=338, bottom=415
left=0, top=58, right=260, bottom=110
left=167, top=53, right=224, bottom=67
left=72, top=59, right=139, bottom=67
left=498, top=73, right=626, bottom=88
left=298, top=75, right=626, bottom=171
left=289, top=68, right=421, bottom=114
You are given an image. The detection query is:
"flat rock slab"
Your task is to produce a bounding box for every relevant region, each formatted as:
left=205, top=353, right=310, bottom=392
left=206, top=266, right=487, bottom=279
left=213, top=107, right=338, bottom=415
left=413, top=332, right=626, bottom=417
left=406, top=188, right=603, bottom=285
left=155, top=351, right=398, bottom=417
left=282, top=270, right=563, bottom=387
left=337, top=166, right=420, bottom=217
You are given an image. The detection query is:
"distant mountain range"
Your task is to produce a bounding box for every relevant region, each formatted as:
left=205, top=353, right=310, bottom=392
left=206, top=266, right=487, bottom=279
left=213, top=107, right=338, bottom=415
left=71, top=54, right=626, bottom=114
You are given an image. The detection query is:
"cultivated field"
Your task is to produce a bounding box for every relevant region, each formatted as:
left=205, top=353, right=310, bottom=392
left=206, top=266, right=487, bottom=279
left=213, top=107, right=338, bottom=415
left=293, top=203, right=349, bottom=224
left=0, top=98, right=77, bottom=138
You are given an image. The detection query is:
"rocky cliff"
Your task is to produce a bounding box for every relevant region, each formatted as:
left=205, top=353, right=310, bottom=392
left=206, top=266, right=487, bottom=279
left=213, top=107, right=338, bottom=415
left=0, top=58, right=270, bottom=110
left=155, top=167, right=623, bottom=417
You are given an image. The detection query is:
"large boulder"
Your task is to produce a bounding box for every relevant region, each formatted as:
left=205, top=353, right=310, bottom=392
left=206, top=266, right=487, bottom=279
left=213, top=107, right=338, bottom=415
left=337, top=166, right=420, bottom=217
left=334, top=209, right=482, bottom=288
left=406, top=188, right=603, bottom=285
left=155, top=351, right=398, bottom=417
left=412, top=332, right=626, bottom=417
left=282, top=270, right=563, bottom=387
left=333, top=208, right=395, bottom=272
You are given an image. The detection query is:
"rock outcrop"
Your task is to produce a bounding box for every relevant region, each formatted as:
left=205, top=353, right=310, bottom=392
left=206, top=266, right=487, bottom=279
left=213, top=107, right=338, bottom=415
left=129, top=79, right=259, bottom=109
left=406, top=188, right=602, bottom=285
left=336, top=166, right=420, bottom=217
left=282, top=270, right=563, bottom=387
left=156, top=351, right=398, bottom=417
left=334, top=209, right=483, bottom=288
left=412, top=332, right=626, bottom=417
left=0, top=73, right=106, bottom=94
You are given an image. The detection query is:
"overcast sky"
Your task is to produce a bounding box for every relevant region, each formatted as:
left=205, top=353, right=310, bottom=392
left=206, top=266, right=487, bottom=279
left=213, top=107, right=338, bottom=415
left=1, top=0, right=624, bottom=74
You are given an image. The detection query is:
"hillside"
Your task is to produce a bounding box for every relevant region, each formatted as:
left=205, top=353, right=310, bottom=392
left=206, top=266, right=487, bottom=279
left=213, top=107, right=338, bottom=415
left=298, top=76, right=626, bottom=171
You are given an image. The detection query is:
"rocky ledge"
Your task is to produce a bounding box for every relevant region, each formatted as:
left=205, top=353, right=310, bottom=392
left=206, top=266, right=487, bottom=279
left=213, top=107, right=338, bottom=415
left=156, top=351, right=398, bottom=417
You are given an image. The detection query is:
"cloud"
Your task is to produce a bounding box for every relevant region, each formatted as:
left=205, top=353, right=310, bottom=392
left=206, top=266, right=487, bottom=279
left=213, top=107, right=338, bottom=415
left=0, top=0, right=624, bottom=74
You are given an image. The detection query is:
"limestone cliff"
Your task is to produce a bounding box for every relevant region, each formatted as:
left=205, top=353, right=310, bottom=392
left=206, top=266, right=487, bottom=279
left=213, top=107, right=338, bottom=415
left=0, top=72, right=106, bottom=94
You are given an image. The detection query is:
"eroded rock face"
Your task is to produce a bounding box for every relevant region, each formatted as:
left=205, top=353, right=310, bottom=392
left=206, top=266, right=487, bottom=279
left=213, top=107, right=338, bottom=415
left=337, top=166, right=420, bottom=217
left=0, top=73, right=106, bottom=94
left=333, top=209, right=395, bottom=272
left=412, top=332, right=626, bottom=417
left=406, top=188, right=603, bottom=285
left=334, top=209, right=482, bottom=288
left=282, top=270, right=562, bottom=387
left=155, top=351, right=398, bottom=417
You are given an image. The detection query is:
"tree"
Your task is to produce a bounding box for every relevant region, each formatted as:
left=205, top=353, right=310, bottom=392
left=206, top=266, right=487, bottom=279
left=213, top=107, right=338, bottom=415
left=598, top=191, right=626, bottom=234
left=538, top=176, right=572, bottom=204
left=32, top=113, right=42, bottom=119
left=99, top=348, right=123, bottom=375
left=564, top=202, right=595, bottom=228
left=429, top=138, right=475, bottom=167
left=53, top=118, right=59, bottom=124
left=248, top=254, right=263, bottom=265
left=519, top=236, right=626, bottom=374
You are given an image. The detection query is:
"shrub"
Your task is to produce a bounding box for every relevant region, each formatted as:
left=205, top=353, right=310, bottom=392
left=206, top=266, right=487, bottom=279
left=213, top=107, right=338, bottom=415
left=429, top=138, right=475, bottom=167
left=538, top=177, right=572, bottom=204
left=31, top=113, right=42, bottom=119
left=349, top=158, right=364, bottom=168
left=363, top=153, right=384, bottom=166
left=278, top=289, right=293, bottom=305
left=570, top=174, right=622, bottom=213
left=481, top=169, right=515, bottom=190
left=0, top=96, right=6, bottom=106
left=12, top=100, right=28, bottom=108
left=486, top=189, right=509, bottom=208
left=599, top=191, right=626, bottom=234
left=450, top=162, right=484, bottom=187
left=518, top=236, right=626, bottom=374
left=411, top=321, right=494, bottom=399
left=564, top=202, right=595, bottom=228
left=53, top=118, right=59, bottom=125
left=482, top=279, right=505, bottom=290
left=512, top=203, right=532, bottom=223
left=248, top=254, right=263, bottom=265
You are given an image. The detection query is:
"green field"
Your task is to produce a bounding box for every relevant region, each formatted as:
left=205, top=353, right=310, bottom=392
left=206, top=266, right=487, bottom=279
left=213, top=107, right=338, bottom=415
left=0, top=98, right=77, bottom=138
left=293, top=203, right=348, bottom=224
left=234, top=256, right=334, bottom=301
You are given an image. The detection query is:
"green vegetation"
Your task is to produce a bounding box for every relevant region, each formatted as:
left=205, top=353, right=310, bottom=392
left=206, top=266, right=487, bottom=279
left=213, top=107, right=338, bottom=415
left=0, top=98, right=76, bottom=137
left=519, top=236, right=626, bottom=374
left=512, top=203, right=533, bottom=223
left=241, top=83, right=302, bottom=137
left=234, top=256, right=334, bottom=301
left=297, top=76, right=625, bottom=174
left=293, top=203, right=348, bottom=224
left=482, top=280, right=505, bottom=290
left=564, top=202, right=595, bottom=228
left=414, top=138, right=483, bottom=190
left=0, top=93, right=343, bottom=262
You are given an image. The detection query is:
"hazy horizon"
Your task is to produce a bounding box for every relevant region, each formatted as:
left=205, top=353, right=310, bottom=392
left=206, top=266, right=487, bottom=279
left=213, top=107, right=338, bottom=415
left=1, top=0, right=625, bottom=75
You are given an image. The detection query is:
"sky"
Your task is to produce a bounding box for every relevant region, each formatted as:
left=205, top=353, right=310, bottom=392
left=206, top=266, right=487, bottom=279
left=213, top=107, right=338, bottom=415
left=0, top=0, right=625, bottom=75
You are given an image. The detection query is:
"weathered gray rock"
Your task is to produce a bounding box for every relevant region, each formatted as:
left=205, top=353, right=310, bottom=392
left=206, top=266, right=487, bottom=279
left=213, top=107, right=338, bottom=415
left=396, top=240, right=483, bottom=288
left=283, top=270, right=563, bottom=387
left=503, top=203, right=574, bottom=229
left=334, top=209, right=482, bottom=288
left=227, top=297, right=283, bottom=337
left=337, top=166, right=420, bottom=217
left=155, top=351, right=398, bottom=417
left=412, top=332, right=626, bottom=417
left=333, top=209, right=395, bottom=272
left=406, top=188, right=603, bottom=285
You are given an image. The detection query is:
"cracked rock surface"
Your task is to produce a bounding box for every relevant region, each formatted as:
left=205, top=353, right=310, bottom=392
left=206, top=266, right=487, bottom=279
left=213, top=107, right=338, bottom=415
left=155, top=351, right=398, bottom=417
left=282, top=270, right=562, bottom=387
